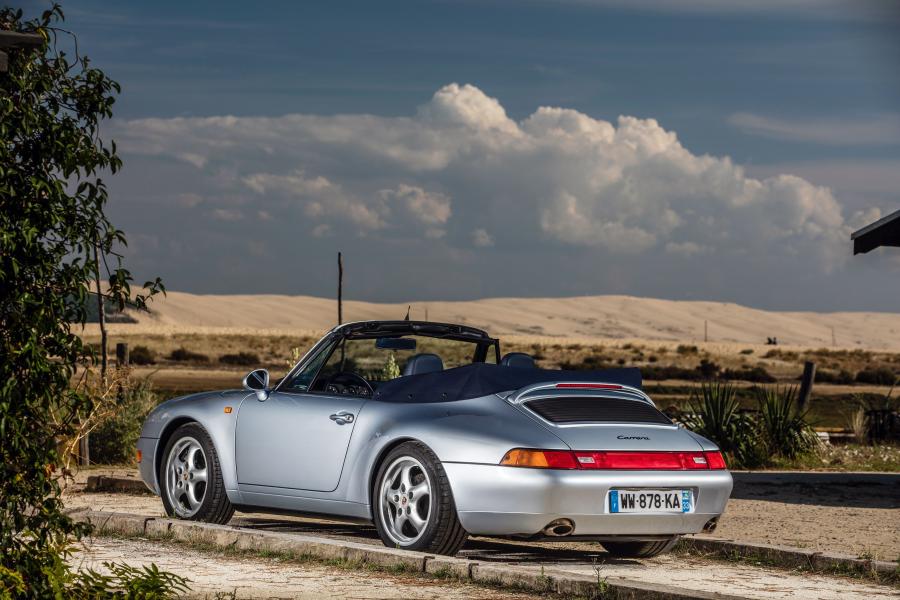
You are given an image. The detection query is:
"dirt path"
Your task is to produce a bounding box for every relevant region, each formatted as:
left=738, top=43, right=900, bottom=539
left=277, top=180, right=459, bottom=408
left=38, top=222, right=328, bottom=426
left=72, top=537, right=533, bottom=599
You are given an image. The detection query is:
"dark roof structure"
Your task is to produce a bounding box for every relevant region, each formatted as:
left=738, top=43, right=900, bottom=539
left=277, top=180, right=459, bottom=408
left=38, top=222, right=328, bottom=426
left=851, top=209, right=900, bottom=255
left=0, top=30, right=43, bottom=72
left=374, top=363, right=643, bottom=403
left=336, top=320, right=496, bottom=343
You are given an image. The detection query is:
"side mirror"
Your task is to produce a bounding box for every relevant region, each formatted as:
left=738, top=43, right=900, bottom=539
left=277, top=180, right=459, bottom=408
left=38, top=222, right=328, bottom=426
left=243, top=369, right=271, bottom=401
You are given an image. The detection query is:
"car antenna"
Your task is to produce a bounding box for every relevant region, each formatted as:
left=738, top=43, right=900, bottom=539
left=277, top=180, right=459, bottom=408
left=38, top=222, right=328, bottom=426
left=404, top=305, right=411, bottom=321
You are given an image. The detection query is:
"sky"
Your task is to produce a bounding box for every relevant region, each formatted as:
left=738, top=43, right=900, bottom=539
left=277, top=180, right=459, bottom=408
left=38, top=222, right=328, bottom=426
left=26, top=0, right=900, bottom=311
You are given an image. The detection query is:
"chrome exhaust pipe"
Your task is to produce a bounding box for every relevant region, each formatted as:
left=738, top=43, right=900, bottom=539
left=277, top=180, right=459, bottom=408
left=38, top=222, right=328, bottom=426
left=542, top=518, right=575, bottom=537
left=703, top=517, right=719, bottom=533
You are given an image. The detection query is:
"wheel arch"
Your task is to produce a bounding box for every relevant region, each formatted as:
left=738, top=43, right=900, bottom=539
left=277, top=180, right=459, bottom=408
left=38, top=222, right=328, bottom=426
left=366, top=436, right=419, bottom=514
left=154, top=416, right=199, bottom=483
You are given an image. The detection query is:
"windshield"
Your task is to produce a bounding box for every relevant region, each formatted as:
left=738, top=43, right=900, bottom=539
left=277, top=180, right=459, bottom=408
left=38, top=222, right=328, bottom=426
left=280, top=334, right=495, bottom=395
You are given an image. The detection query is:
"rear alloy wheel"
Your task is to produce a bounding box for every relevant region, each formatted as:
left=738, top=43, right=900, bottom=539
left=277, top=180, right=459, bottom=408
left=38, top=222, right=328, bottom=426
left=159, top=423, right=233, bottom=524
left=602, top=536, right=680, bottom=558
left=373, top=441, right=467, bottom=555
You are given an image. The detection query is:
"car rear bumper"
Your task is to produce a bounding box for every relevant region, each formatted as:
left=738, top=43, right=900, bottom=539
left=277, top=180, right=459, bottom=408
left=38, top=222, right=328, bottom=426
left=443, top=463, right=732, bottom=537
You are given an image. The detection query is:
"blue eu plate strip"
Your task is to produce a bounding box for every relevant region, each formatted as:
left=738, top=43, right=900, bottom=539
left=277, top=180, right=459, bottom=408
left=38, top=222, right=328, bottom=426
left=682, top=490, right=691, bottom=512
left=609, top=490, right=619, bottom=513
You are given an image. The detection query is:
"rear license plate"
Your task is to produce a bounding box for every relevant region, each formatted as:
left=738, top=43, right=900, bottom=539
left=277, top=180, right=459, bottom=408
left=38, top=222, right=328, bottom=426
left=609, top=489, right=690, bottom=513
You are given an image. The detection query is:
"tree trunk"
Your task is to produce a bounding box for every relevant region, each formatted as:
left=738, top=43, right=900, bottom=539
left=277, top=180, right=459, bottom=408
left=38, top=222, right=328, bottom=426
left=94, top=242, right=107, bottom=382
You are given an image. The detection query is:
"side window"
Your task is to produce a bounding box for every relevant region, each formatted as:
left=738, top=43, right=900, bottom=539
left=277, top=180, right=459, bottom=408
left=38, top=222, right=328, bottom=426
left=281, top=341, right=334, bottom=392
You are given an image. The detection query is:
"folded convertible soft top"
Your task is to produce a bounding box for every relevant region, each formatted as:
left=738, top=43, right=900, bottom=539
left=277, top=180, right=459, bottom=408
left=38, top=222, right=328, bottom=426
left=373, top=362, right=642, bottom=403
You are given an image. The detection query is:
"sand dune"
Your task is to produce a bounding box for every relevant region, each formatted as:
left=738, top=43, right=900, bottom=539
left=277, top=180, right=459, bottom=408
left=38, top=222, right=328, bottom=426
left=106, top=290, right=900, bottom=350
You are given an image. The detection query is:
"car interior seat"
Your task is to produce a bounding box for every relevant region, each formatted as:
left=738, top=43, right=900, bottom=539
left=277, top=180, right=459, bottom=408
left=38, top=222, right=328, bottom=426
left=402, top=353, right=444, bottom=376
left=500, top=352, right=536, bottom=368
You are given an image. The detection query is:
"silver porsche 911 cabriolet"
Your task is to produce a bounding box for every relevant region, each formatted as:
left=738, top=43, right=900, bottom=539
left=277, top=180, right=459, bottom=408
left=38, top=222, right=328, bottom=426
left=137, top=320, right=732, bottom=557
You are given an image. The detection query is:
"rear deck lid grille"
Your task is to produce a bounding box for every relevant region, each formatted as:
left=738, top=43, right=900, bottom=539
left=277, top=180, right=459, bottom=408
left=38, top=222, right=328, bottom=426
left=525, top=396, right=671, bottom=424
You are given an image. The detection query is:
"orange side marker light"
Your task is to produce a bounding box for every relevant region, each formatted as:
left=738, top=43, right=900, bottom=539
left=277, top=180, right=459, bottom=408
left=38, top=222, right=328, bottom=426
left=224, top=406, right=233, bottom=414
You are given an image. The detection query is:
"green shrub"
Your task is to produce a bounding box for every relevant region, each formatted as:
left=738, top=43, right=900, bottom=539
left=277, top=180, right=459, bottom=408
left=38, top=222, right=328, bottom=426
left=219, top=351, right=260, bottom=366
left=855, top=367, right=897, bottom=386
left=168, top=347, right=209, bottom=362
left=685, top=381, right=765, bottom=468
left=756, top=386, right=818, bottom=459
left=676, top=344, right=698, bottom=355
left=721, top=366, right=776, bottom=383
left=641, top=365, right=704, bottom=381
left=697, top=359, right=720, bottom=379
left=129, top=345, right=156, bottom=365
left=815, top=369, right=855, bottom=385
left=89, top=379, right=158, bottom=464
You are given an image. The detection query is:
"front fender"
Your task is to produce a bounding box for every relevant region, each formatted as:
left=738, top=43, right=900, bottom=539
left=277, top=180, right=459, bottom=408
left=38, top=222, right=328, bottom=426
left=138, top=390, right=249, bottom=497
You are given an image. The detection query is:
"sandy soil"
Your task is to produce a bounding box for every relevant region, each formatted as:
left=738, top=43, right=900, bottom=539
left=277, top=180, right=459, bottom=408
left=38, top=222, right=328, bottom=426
left=713, top=499, right=898, bottom=558
left=85, top=289, right=900, bottom=350
left=72, top=537, right=533, bottom=600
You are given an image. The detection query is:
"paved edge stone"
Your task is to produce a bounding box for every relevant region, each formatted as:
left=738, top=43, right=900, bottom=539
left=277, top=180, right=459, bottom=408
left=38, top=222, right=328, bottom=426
left=72, top=509, right=744, bottom=600
left=682, top=536, right=898, bottom=576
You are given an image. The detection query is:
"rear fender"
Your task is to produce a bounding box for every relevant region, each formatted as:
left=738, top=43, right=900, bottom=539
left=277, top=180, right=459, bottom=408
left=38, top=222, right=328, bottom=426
left=340, top=396, right=568, bottom=507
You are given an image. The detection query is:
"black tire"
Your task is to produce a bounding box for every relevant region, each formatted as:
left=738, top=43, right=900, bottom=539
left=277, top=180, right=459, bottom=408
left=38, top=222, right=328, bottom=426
left=602, top=536, right=679, bottom=558
left=159, top=422, right=234, bottom=524
left=372, top=441, right=468, bottom=555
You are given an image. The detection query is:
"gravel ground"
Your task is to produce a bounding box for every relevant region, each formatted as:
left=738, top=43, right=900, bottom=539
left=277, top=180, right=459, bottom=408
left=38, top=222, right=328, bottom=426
left=72, top=537, right=534, bottom=599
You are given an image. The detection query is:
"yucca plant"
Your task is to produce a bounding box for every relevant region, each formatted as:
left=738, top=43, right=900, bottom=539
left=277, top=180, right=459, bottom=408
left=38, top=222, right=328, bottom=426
left=686, top=381, right=764, bottom=468
left=756, top=386, right=818, bottom=459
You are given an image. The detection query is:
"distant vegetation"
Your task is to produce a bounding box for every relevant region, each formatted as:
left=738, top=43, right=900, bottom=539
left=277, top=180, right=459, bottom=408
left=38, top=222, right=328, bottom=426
left=168, top=347, right=209, bottom=363
left=129, top=345, right=156, bottom=365
left=219, top=351, right=260, bottom=366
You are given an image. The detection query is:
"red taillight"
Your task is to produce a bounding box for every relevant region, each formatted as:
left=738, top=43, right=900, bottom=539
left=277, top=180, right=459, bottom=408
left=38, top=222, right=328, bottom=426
left=574, top=451, right=711, bottom=470
left=555, top=383, right=623, bottom=390
left=704, top=451, right=727, bottom=470
left=500, top=449, right=725, bottom=470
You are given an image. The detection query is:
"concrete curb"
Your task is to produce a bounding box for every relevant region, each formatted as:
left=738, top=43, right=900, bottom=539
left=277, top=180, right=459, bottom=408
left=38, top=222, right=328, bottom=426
left=84, top=475, right=152, bottom=494
left=681, top=536, right=897, bottom=577
left=75, top=510, right=745, bottom=600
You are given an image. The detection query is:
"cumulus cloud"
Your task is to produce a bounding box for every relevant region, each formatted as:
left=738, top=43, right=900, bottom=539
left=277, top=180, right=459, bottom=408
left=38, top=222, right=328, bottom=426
left=110, top=83, right=865, bottom=304
left=377, top=184, right=452, bottom=227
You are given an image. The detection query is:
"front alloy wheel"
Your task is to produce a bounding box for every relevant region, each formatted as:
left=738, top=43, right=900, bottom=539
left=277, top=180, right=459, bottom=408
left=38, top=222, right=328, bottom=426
left=159, top=422, right=233, bottom=524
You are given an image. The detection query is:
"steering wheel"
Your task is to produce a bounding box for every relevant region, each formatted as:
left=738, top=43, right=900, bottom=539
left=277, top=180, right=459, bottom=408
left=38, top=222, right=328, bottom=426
left=325, top=371, right=374, bottom=397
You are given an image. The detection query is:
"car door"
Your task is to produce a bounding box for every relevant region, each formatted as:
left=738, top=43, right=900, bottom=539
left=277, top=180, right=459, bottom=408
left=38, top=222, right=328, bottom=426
left=235, top=389, right=365, bottom=492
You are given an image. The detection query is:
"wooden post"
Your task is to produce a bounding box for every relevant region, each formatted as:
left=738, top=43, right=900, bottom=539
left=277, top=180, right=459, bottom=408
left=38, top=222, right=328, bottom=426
left=337, top=252, right=343, bottom=325
left=116, top=342, right=129, bottom=368
left=115, top=342, right=129, bottom=404
left=704, top=320, right=708, bottom=343
left=798, top=361, right=816, bottom=412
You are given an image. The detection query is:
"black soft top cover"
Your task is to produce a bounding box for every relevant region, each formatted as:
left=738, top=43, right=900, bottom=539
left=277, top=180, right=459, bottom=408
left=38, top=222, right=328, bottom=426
left=374, top=363, right=642, bottom=403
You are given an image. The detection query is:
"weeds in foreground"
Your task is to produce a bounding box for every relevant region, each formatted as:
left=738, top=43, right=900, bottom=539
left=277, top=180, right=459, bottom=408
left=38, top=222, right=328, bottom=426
left=592, top=558, right=610, bottom=597
left=67, top=561, right=190, bottom=598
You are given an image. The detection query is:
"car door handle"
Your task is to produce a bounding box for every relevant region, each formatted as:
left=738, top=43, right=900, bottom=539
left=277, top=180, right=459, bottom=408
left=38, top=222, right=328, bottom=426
left=329, top=411, right=355, bottom=425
